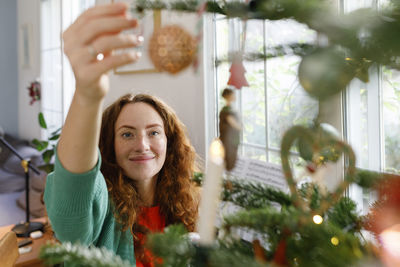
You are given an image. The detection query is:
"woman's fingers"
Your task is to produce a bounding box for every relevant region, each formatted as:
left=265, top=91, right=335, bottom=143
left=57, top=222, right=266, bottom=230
left=78, top=16, right=138, bottom=45
left=91, top=51, right=141, bottom=74
left=67, top=33, right=142, bottom=65
left=74, top=51, right=140, bottom=88
left=61, top=2, right=143, bottom=98
left=73, top=2, right=129, bottom=28
left=64, top=16, right=138, bottom=50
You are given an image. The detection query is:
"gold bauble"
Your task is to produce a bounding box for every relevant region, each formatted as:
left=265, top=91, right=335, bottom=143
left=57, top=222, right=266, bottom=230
left=149, top=25, right=197, bottom=74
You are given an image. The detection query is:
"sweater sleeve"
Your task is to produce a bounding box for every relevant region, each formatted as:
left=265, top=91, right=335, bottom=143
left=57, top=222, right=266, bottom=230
left=44, top=148, right=109, bottom=245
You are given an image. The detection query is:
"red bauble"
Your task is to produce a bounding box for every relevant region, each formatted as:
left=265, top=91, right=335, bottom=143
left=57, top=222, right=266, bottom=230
left=365, top=175, right=400, bottom=235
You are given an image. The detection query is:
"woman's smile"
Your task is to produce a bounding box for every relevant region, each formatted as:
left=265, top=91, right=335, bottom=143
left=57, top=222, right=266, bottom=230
left=129, top=154, right=156, bottom=163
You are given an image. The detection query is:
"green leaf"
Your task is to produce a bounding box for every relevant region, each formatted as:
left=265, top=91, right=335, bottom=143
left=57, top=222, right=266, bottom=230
left=39, top=164, right=54, bottom=174
left=49, top=134, right=60, bottom=141
left=38, top=112, right=47, bottom=129
left=51, top=127, right=62, bottom=136
left=32, top=139, right=48, bottom=151
left=42, top=149, right=54, bottom=164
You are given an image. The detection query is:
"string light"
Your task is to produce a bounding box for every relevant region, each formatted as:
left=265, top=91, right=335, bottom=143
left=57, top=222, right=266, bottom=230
left=331, top=236, right=339, bottom=246
left=313, top=215, right=323, bottom=224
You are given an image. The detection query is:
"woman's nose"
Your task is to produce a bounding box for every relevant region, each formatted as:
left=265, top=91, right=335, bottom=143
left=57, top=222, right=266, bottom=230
left=133, top=134, right=150, bottom=152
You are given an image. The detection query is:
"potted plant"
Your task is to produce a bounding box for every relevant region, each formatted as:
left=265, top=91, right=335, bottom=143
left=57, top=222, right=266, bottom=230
left=31, top=112, right=61, bottom=174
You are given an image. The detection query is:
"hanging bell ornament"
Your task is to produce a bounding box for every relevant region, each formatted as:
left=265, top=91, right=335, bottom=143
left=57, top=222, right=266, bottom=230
left=148, top=25, right=197, bottom=74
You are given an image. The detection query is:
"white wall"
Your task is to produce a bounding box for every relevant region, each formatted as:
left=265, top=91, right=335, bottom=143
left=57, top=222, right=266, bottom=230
left=16, top=1, right=208, bottom=159
left=17, top=0, right=42, bottom=141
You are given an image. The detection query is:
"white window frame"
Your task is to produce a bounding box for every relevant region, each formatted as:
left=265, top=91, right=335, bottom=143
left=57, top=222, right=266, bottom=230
left=40, top=0, right=94, bottom=137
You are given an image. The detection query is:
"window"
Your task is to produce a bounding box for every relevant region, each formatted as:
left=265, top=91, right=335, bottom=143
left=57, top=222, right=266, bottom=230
left=209, top=0, right=400, bottom=215
left=211, top=16, right=319, bottom=173
left=40, top=0, right=95, bottom=135
left=344, top=0, right=400, bottom=214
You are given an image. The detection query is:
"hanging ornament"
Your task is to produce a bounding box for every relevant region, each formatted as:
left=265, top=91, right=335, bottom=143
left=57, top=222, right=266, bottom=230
left=27, top=80, right=41, bottom=105
left=148, top=25, right=197, bottom=74
left=227, top=57, right=249, bottom=90
left=364, top=175, right=400, bottom=267
left=252, top=240, right=267, bottom=263
left=272, top=238, right=287, bottom=266
left=227, top=10, right=250, bottom=90
left=298, top=48, right=356, bottom=100
left=365, top=175, right=400, bottom=236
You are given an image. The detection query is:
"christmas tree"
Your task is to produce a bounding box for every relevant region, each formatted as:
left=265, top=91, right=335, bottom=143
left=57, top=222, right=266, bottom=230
left=40, top=0, right=400, bottom=266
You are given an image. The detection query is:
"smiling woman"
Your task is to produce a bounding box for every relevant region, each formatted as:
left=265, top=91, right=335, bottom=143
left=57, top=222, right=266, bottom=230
left=99, top=94, right=199, bottom=266
left=43, top=3, right=200, bottom=267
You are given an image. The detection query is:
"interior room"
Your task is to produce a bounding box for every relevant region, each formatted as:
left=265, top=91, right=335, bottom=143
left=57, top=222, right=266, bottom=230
left=1, top=0, right=400, bottom=266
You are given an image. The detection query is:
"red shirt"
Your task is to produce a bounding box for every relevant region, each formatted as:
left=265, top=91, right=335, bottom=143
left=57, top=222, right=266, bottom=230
left=135, top=206, right=166, bottom=267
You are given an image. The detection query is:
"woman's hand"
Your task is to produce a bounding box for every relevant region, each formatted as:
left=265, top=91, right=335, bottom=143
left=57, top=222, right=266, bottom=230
left=63, top=2, right=141, bottom=101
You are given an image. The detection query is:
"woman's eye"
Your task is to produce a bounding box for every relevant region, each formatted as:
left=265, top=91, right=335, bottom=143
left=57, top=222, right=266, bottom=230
left=122, top=132, right=133, bottom=138
left=150, top=131, right=159, bottom=136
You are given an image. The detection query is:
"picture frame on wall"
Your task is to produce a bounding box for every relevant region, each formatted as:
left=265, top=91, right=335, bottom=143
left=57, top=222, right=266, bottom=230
left=20, top=23, right=33, bottom=69
left=112, top=0, right=161, bottom=74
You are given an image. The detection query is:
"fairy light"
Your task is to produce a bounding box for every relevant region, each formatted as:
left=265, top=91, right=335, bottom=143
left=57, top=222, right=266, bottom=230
left=313, top=215, right=323, bottom=224
left=331, top=236, right=339, bottom=246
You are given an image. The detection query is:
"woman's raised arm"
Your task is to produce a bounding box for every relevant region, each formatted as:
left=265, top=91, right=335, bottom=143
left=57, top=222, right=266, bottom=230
left=57, top=2, right=141, bottom=173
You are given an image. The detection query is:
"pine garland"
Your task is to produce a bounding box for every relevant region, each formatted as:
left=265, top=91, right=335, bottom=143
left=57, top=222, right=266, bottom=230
left=39, top=242, right=131, bottom=267
left=215, top=43, right=318, bottom=66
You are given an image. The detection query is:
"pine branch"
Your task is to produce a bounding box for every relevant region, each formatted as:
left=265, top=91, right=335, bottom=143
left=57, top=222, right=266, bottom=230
left=286, top=222, right=371, bottom=267
left=146, top=224, right=195, bottom=267
left=215, top=43, right=318, bottom=66
left=352, top=169, right=382, bottom=189
left=223, top=179, right=292, bottom=209
left=222, top=206, right=300, bottom=234
left=327, top=197, right=362, bottom=233
left=39, top=242, right=131, bottom=267
left=134, top=0, right=330, bottom=21
left=192, top=173, right=292, bottom=208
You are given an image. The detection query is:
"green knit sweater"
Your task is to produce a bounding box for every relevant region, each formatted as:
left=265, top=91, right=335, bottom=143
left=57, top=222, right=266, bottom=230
left=44, top=150, right=136, bottom=266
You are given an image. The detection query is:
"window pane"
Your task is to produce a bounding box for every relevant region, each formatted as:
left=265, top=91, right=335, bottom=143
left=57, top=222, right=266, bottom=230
left=266, top=19, right=318, bottom=149
left=268, top=150, right=305, bottom=177
left=242, top=144, right=266, bottom=161
left=344, top=0, right=374, bottom=12
left=242, top=61, right=266, bottom=147
left=347, top=81, right=369, bottom=169
left=41, top=49, right=62, bottom=113
left=244, top=20, right=264, bottom=54
left=382, top=67, right=400, bottom=173
left=41, top=0, right=61, bottom=51
left=215, top=18, right=229, bottom=59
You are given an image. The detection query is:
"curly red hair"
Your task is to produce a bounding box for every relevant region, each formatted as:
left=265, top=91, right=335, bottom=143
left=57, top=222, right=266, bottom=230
left=99, top=94, right=199, bottom=237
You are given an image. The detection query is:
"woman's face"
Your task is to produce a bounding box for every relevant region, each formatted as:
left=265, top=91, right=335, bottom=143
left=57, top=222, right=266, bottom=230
left=114, top=102, right=167, bottom=182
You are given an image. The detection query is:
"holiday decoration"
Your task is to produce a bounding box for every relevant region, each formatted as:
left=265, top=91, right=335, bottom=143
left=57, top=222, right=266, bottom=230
left=227, top=58, right=249, bottom=90
left=365, top=175, right=400, bottom=236
left=197, top=139, right=225, bottom=244
left=27, top=80, right=41, bottom=105
left=298, top=48, right=355, bottom=100
left=364, top=175, right=400, bottom=266
left=148, top=25, right=197, bottom=74
left=219, top=88, right=241, bottom=170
